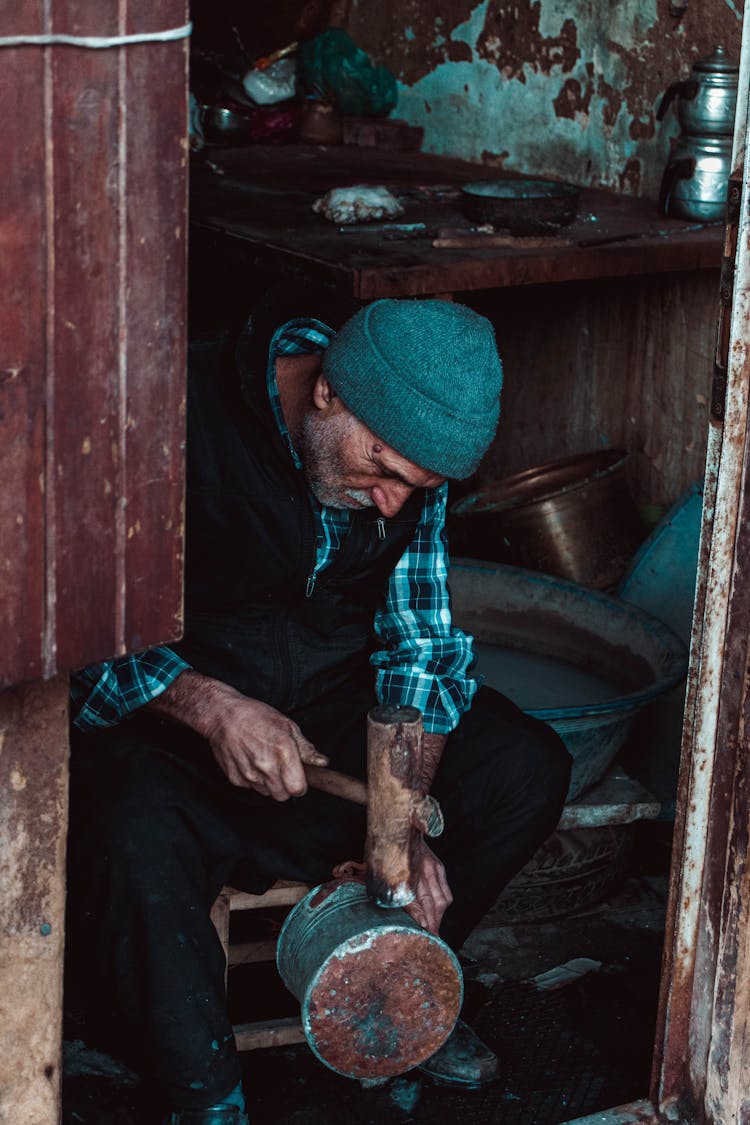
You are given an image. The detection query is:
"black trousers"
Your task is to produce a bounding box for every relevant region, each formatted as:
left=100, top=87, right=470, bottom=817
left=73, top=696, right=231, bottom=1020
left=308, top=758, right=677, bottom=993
left=66, top=684, right=570, bottom=1110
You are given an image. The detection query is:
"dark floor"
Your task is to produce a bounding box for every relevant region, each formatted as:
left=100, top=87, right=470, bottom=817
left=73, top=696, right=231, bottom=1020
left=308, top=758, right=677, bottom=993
left=62, top=824, right=670, bottom=1125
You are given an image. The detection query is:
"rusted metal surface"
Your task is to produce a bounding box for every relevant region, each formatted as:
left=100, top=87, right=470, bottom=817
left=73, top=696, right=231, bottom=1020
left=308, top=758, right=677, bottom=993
left=0, top=0, right=187, bottom=688
left=701, top=168, right=750, bottom=1122
left=277, top=882, right=463, bottom=1078
left=0, top=676, right=69, bottom=1125
left=652, top=16, right=750, bottom=1121
left=346, top=1, right=742, bottom=199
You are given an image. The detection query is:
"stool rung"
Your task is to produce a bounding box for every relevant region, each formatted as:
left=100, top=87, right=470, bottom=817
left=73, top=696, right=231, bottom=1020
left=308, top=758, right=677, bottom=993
left=233, top=1016, right=306, bottom=1052
left=227, top=882, right=309, bottom=911
left=213, top=881, right=311, bottom=1052
left=228, top=939, right=279, bottom=967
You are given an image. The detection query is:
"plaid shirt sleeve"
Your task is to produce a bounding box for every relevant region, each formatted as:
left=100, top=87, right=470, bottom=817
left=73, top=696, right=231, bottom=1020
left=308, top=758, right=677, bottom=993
left=371, top=483, right=478, bottom=735
left=70, top=647, right=191, bottom=732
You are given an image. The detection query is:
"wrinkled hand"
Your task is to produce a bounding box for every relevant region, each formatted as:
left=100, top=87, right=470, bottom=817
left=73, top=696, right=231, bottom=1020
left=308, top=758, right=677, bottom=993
left=404, top=837, right=453, bottom=935
left=204, top=688, right=328, bottom=800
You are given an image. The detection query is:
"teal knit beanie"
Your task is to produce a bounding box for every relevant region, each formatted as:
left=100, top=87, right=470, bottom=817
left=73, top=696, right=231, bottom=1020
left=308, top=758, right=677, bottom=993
left=322, top=299, right=503, bottom=479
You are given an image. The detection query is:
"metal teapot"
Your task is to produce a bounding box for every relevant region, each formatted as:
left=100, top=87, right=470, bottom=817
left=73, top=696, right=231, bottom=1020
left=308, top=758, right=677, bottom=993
left=659, top=133, right=733, bottom=221
left=657, top=45, right=738, bottom=137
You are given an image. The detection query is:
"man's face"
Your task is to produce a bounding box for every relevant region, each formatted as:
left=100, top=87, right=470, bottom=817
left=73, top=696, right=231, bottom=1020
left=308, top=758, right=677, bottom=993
left=299, top=378, right=445, bottom=517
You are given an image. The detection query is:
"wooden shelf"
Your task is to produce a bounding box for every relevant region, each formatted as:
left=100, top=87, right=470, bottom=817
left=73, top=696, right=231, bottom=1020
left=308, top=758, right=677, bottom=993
left=191, top=144, right=723, bottom=299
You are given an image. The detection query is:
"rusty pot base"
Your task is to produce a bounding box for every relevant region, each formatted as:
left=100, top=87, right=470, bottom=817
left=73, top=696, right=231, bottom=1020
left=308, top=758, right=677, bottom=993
left=277, top=882, right=463, bottom=1079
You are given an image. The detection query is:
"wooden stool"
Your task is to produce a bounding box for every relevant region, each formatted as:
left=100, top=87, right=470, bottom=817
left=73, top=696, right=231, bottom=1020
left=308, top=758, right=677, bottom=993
left=211, top=881, right=310, bottom=1052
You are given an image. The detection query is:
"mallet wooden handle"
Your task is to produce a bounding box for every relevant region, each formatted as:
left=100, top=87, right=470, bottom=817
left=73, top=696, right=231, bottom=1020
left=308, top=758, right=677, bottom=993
left=303, top=764, right=367, bottom=806
left=303, top=764, right=443, bottom=837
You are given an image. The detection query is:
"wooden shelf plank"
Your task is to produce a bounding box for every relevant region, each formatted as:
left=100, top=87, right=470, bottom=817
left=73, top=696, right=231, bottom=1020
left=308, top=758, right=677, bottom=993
left=190, top=144, right=723, bottom=299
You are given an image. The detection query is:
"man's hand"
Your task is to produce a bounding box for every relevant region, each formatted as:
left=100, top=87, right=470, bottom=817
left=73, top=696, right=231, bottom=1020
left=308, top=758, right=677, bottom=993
left=146, top=671, right=328, bottom=800
left=206, top=691, right=328, bottom=799
left=404, top=837, right=453, bottom=935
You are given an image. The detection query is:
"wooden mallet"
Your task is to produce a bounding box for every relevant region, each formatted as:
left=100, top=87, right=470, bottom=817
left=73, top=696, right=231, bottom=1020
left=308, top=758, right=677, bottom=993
left=304, top=703, right=442, bottom=908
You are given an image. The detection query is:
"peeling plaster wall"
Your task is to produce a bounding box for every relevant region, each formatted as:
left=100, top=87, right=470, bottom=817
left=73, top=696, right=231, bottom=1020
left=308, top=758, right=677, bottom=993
left=347, top=0, right=743, bottom=197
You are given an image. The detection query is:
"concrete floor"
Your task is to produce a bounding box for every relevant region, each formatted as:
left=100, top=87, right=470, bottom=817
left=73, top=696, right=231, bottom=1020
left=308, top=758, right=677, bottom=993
left=62, top=823, right=670, bottom=1125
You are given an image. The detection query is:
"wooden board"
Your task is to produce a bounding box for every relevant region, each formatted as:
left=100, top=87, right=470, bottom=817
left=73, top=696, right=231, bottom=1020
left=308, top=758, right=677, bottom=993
left=470, top=269, right=719, bottom=509
left=0, top=0, right=47, bottom=686
left=190, top=145, right=723, bottom=300
left=0, top=0, right=188, bottom=687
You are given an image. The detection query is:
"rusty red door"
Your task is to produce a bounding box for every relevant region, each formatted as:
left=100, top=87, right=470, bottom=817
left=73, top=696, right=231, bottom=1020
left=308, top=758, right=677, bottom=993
left=0, top=4, right=188, bottom=1121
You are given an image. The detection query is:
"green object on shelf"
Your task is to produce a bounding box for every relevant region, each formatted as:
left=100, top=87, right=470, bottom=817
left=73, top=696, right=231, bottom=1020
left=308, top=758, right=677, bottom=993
left=299, top=29, right=397, bottom=117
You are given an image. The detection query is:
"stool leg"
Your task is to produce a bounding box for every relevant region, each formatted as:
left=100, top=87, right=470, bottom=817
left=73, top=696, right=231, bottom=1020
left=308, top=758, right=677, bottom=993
left=211, top=883, right=308, bottom=1052
left=210, top=889, right=232, bottom=991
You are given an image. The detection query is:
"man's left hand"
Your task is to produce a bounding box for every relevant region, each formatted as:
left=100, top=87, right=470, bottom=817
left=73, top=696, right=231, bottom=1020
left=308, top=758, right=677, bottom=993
left=404, top=837, right=453, bottom=935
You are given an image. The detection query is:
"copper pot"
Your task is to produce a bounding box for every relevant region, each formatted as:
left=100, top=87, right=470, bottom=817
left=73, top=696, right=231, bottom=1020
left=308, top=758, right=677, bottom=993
left=299, top=100, right=343, bottom=144
left=449, top=449, right=646, bottom=590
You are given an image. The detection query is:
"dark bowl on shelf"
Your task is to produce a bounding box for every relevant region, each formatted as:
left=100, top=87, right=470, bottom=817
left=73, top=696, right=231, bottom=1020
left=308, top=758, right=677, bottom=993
left=202, top=104, right=255, bottom=146
left=460, top=178, right=580, bottom=233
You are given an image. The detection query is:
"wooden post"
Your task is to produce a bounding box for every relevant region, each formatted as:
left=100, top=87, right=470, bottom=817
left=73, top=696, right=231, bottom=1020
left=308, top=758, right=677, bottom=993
left=0, top=678, right=69, bottom=1125
left=1, top=4, right=188, bottom=1125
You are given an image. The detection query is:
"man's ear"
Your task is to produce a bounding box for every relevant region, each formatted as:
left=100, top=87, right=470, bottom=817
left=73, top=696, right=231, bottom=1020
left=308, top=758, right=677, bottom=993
left=312, top=373, right=338, bottom=410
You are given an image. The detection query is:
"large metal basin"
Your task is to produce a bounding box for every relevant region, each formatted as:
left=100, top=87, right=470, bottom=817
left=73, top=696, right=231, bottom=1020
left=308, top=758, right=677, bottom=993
left=449, top=560, right=689, bottom=799
left=449, top=449, right=645, bottom=589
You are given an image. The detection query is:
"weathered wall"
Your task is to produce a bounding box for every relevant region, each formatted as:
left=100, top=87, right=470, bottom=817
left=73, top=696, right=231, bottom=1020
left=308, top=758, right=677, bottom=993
left=464, top=269, right=719, bottom=510
left=347, top=0, right=743, bottom=197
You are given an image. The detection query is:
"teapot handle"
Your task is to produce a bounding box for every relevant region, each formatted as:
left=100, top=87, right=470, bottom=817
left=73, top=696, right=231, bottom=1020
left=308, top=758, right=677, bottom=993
left=657, top=79, right=700, bottom=120
left=658, top=156, right=696, bottom=215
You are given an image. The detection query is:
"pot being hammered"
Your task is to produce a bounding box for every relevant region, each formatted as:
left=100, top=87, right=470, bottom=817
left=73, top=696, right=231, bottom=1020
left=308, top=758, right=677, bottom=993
left=277, top=881, right=463, bottom=1079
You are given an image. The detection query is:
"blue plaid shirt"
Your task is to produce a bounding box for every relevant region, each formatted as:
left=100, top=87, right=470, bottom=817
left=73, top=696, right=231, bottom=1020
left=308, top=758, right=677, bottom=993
left=72, top=321, right=478, bottom=734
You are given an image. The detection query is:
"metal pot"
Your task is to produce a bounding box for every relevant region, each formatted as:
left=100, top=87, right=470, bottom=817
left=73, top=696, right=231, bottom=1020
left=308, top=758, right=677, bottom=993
left=657, top=45, right=738, bottom=137
left=449, top=449, right=645, bottom=590
left=202, top=104, right=255, bottom=146
left=460, top=178, right=580, bottom=234
left=448, top=559, right=688, bottom=799
left=659, top=133, right=733, bottom=221
left=299, top=100, right=343, bottom=144
left=277, top=881, right=463, bottom=1079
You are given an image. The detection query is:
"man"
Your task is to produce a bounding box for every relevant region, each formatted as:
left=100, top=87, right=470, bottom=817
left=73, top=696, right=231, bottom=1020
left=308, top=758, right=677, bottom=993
left=67, top=288, right=571, bottom=1124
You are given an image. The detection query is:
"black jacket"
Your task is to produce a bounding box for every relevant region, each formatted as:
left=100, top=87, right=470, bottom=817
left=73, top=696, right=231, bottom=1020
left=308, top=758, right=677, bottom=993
left=173, top=287, right=426, bottom=715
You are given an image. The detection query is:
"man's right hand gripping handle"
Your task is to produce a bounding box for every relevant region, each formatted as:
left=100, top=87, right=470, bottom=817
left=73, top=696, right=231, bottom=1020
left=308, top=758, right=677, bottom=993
left=146, top=670, right=328, bottom=800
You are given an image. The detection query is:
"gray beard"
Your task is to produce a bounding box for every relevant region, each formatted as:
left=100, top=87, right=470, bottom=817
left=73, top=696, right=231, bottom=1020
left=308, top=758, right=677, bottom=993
left=299, top=411, right=375, bottom=510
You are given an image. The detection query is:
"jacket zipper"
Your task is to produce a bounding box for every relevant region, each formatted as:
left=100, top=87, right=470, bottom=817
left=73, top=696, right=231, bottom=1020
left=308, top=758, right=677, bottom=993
left=306, top=514, right=386, bottom=597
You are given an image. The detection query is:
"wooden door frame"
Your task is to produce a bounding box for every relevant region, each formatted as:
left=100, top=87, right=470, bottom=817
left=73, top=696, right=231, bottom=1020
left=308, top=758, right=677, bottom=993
left=565, top=12, right=750, bottom=1125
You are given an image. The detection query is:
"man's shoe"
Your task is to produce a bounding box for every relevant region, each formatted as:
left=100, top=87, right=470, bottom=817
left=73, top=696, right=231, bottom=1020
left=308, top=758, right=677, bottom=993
left=418, top=1018, right=498, bottom=1087
left=165, top=1108, right=248, bottom=1124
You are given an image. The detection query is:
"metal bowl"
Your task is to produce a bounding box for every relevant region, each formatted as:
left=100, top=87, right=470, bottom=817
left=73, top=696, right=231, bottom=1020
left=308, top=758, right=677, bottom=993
left=449, top=449, right=645, bottom=590
left=449, top=559, right=688, bottom=799
left=460, top=178, right=580, bottom=233
left=202, top=104, right=254, bottom=146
